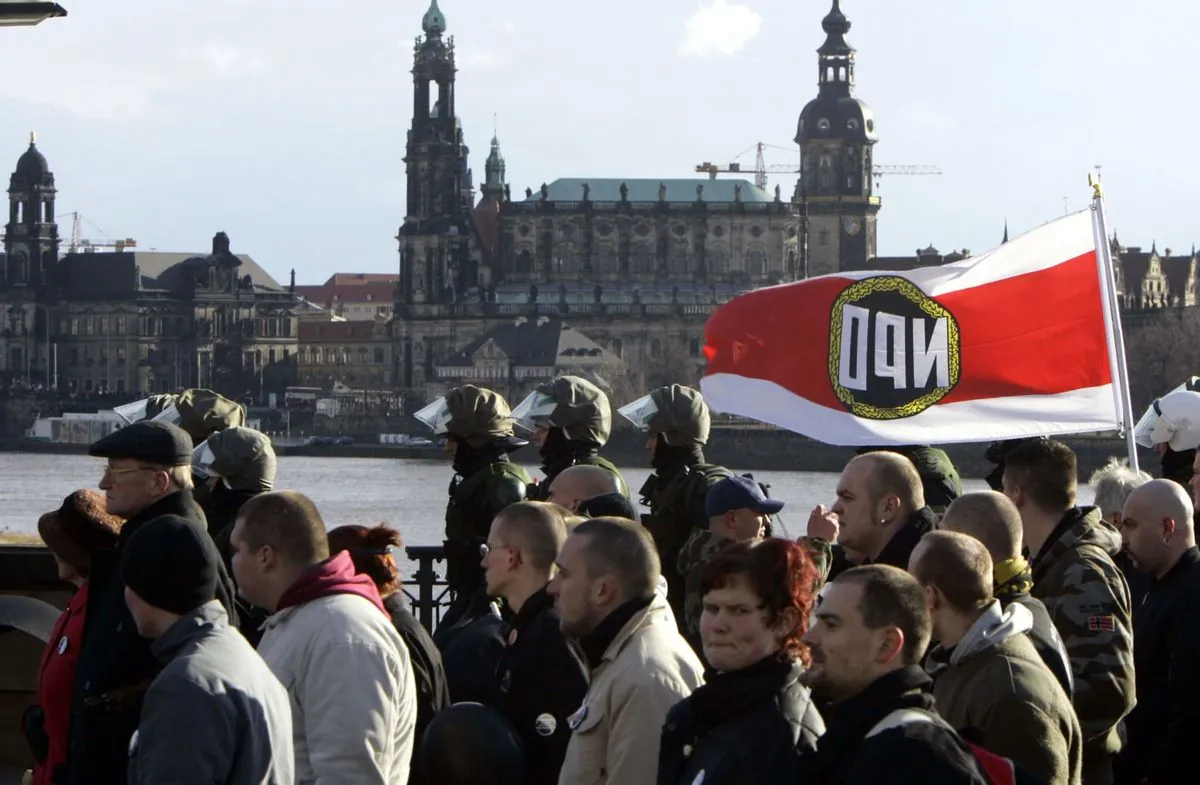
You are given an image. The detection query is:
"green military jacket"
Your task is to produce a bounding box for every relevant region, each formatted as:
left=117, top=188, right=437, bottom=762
left=1030, top=506, right=1135, bottom=756
left=445, top=461, right=531, bottom=545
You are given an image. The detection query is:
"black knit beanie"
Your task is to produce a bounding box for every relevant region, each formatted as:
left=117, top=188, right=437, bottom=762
left=122, top=514, right=220, bottom=615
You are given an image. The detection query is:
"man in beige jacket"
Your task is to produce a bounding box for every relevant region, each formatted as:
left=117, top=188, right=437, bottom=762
left=549, top=516, right=704, bottom=785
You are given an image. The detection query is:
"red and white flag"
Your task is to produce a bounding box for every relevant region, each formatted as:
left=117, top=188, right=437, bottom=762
left=700, top=209, right=1125, bottom=445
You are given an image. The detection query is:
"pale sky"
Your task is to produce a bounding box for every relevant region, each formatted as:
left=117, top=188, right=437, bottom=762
left=0, top=0, right=1194, bottom=285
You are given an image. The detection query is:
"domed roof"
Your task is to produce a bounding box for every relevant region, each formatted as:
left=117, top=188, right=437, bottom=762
left=422, top=0, right=446, bottom=36
left=796, top=96, right=877, bottom=145
left=15, top=133, right=50, bottom=180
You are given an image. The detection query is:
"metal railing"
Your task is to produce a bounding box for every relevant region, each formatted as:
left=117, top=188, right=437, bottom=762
left=0, top=543, right=457, bottom=633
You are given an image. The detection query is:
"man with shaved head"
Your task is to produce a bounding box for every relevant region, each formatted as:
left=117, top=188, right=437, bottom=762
left=1114, top=480, right=1200, bottom=785
left=942, top=492, right=1074, bottom=696
left=910, top=531, right=1082, bottom=785
left=806, top=451, right=939, bottom=581
left=480, top=502, right=586, bottom=785
left=546, top=464, right=624, bottom=514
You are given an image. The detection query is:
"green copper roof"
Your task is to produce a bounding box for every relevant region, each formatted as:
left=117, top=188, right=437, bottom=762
left=523, top=178, right=774, bottom=204
left=422, top=0, right=446, bottom=35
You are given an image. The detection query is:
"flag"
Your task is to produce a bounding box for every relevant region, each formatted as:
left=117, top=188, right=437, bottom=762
left=700, top=209, right=1124, bottom=446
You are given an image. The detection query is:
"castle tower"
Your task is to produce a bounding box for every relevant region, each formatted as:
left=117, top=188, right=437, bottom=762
left=795, top=0, right=879, bottom=274
left=4, top=132, right=60, bottom=289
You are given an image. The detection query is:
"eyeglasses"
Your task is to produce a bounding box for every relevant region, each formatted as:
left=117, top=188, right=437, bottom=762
left=102, top=466, right=157, bottom=480
left=479, top=543, right=517, bottom=559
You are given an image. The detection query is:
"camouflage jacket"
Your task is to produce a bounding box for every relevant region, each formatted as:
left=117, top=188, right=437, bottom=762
left=675, top=529, right=737, bottom=651
left=1030, top=505, right=1135, bottom=754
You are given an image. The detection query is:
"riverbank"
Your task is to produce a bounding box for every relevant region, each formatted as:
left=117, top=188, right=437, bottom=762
left=1, top=429, right=1152, bottom=479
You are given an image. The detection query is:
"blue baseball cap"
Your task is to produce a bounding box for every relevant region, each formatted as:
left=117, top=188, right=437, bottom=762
left=705, top=475, right=785, bottom=517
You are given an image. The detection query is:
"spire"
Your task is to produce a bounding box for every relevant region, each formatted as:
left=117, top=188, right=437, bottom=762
left=819, top=0, right=853, bottom=56
left=422, top=0, right=446, bottom=37
left=1002, top=218, right=1009, bottom=245
left=29, top=130, right=36, bottom=146
left=1151, top=240, right=1158, bottom=255
left=482, top=129, right=506, bottom=201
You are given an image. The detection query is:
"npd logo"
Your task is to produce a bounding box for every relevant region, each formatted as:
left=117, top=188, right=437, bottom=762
left=828, top=276, right=961, bottom=420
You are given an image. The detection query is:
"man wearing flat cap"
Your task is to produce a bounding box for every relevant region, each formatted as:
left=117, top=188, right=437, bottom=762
left=123, top=515, right=293, bottom=785
left=61, top=421, right=238, bottom=785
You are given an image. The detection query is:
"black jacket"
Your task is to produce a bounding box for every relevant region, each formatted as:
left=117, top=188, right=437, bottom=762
left=658, top=656, right=824, bottom=785
left=434, top=589, right=508, bottom=705
left=800, top=666, right=989, bottom=785
left=63, top=490, right=237, bottom=785
left=1115, top=547, right=1200, bottom=785
left=1004, top=592, right=1075, bottom=697
left=492, top=587, right=588, bottom=785
left=204, top=485, right=270, bottom=646
left=822, top=507, right=940, bottom=582
left=383, top=594, right=450, bottom=785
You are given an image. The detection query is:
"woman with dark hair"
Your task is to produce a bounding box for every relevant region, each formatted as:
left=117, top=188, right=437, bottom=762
left=326, top=524, right=451, bottom=784
left=657, top=538, right=825, bottom=785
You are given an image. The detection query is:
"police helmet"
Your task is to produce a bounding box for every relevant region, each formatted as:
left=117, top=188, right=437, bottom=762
left=510, top=375, right=612, bottom=446
left=618, top=384, right=711, bottom=446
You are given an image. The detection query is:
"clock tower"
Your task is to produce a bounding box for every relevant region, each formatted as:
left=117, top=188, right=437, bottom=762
left=3, top=132, right=60, bottom=290
left=795, top=0, right=879, bottom=275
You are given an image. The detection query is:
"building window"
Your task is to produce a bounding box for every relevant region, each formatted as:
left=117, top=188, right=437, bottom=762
left=115, top=317, right=125, bottom=335
left=97, top=317, right=106, bottom=336
left=650, top=339, right=662, bottom=359
left=71, top=318, right=79, bottom=335
left=374, top=347, right=385, bottom=363
left=117, top=378, right=125, bottom=393
left=358, top=348, right=368, bottom=363
left=117, top=347, right=126, bottom=362
left=269, top=349, right=277, bottom=365
left=819, top=229, right=830, bottom=246
left=689, top=338, right=701, bottom=357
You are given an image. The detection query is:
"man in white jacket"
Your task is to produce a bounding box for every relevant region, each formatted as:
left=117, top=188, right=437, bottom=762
left=230, top=491, right=417, bottom=785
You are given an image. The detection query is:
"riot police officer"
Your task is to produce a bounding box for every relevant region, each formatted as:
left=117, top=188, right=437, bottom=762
left=510, top=375, right=628, bottom=500
left=415, top=385, right=531, bottom=627
left=618, top=384, right=732, bottom=624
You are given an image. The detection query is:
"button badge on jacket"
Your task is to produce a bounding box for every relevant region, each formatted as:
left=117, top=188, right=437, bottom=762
left=535, top=713, right=557, bottom=737
left=56, top=636, right=68, bottom=655
left=567, top=703, right=588, bottom=731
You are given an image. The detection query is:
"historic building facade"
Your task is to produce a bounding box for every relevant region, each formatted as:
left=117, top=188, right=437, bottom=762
left=0, top=137, right=299, bottom=398
left=393, top=1, right=884, bottom=396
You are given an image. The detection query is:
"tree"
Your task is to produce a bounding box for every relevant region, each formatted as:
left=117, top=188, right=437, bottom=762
left=1123, top=309, right=1200, bottom=411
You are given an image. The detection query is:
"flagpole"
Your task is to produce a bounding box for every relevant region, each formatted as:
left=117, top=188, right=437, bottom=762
left=1089, top=175, right=1140, bottom=472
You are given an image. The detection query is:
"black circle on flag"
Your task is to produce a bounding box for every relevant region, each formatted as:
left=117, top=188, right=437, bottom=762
left=827, top=276, right=962, bottom=420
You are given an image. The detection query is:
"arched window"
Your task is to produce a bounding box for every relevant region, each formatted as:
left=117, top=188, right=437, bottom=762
left=650, top=339, right=662, bottom=359
left=611, top=338, right=623, bottom=359
left=374, top=347, right=385, bottom=363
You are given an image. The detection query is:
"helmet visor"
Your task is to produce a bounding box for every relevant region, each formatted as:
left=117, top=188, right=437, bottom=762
left=414, top=398, right=453, bottom=435
left=150, top=404, right=182, bottom=426
left=509, top=390, right=558, bottom=433
left=617, top=394, right=659, bottom=432
left=191, top=441, right=219, bottom=480
left=112, top=398, right=150, bottom=425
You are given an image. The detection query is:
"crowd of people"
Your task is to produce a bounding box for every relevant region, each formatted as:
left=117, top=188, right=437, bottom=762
left=14, top=377, right=1200, bottom=785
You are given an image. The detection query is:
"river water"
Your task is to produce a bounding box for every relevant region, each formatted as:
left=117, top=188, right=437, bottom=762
left=0, top=453, right=1094, bottom=562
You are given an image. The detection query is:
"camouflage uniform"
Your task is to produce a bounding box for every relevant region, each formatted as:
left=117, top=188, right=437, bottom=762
left=146, top=388, right=246, bottom=446
left=675, top=528, right=736, bottom=651
left=1030, top=505, right=1135, bottom=784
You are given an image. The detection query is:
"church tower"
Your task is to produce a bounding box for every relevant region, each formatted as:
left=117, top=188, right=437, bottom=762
left=481, top=133, right=506, bottom=202
left=795, top=0, right=879, bottom=275
left=397, top=0, right=474, bottom=309
left=3, top=132, right=60, bottom=290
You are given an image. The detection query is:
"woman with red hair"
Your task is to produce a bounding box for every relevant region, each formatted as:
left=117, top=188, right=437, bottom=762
left=326, top=524, right=450, bottom=785
left=657, top=538, right=826, bottom=785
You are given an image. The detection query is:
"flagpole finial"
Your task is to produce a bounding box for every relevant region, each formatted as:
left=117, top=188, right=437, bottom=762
left=1088, top=173, right=1103, bottom=200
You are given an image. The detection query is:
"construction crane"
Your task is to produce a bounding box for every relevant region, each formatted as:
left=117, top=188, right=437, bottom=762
left=695, top=141, right=941, bottom=190
left=64, top=212, right=138, bottom=254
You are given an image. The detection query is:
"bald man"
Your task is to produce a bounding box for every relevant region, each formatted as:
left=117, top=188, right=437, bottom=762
left=546, top=464, right=624, bottom=514
left=942, top=492, right=1074, bottom=696
left=1114, top=480, right=1200, bottom=785
left=910, top=531, right=1082, bottom=785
